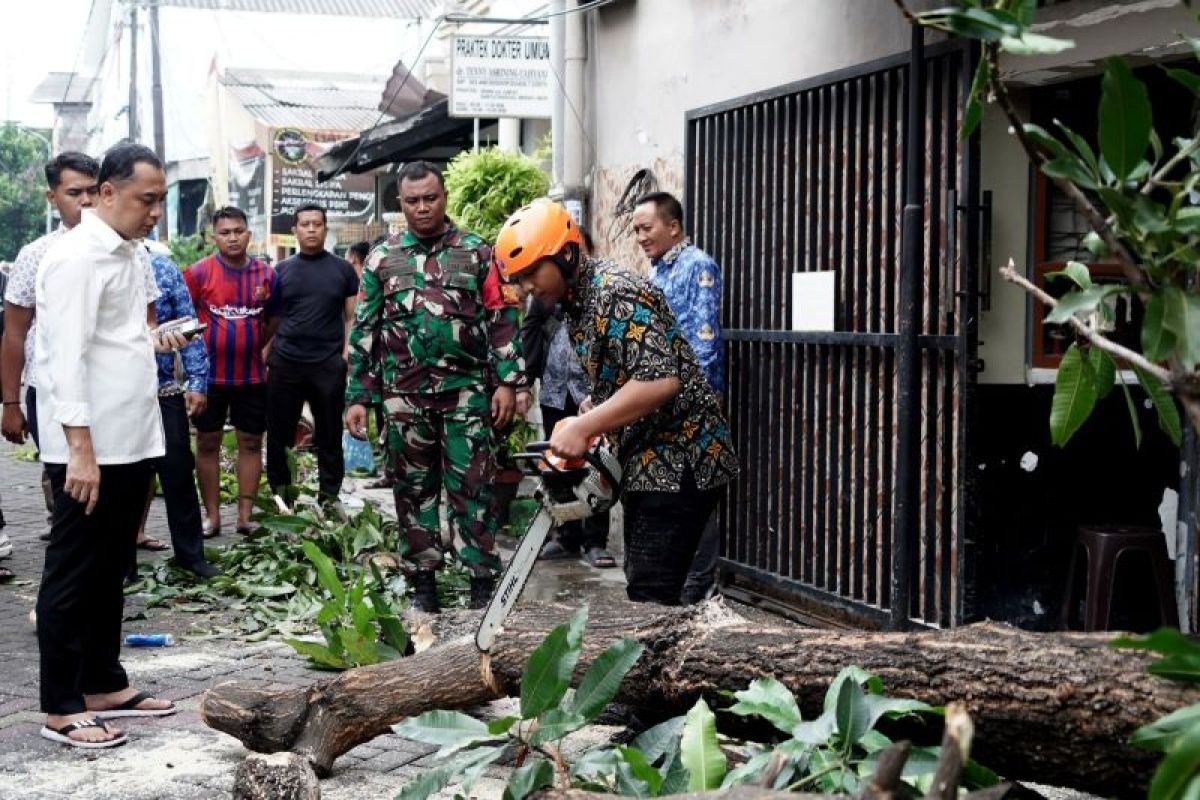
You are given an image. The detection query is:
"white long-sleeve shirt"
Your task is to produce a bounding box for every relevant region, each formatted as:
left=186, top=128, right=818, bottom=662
left=34, top=210, right=164, bottom=465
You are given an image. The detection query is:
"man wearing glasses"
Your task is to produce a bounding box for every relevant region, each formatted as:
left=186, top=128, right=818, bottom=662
left=185, top=207, right=277, bottom=537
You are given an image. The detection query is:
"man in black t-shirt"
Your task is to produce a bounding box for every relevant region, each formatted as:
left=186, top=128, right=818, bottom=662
left=264, top=203, right=360, bottom=504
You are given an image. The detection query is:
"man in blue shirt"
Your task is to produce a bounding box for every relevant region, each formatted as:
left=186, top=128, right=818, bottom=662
left=632, top=191, right=725, bottom=603
left=139, top=245, right=221, bottom=578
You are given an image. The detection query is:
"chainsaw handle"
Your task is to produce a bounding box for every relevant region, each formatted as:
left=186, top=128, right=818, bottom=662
left=522, top=441, right=620, bottom=493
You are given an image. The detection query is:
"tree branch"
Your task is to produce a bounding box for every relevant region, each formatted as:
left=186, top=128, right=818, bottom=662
left=999, top=259, right=1171, bottom=382
left=983, top=46, right=1145, bottom=289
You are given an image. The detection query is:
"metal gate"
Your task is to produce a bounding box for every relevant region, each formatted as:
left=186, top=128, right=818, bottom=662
left=686, top=39, right=981, bottom=629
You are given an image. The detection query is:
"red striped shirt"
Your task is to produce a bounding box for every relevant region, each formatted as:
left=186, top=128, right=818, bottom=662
left=184, top=254, right=277, bottom=386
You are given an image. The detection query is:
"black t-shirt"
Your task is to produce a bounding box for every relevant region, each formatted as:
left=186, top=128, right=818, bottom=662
left=269, top=250, right=360, bottom=363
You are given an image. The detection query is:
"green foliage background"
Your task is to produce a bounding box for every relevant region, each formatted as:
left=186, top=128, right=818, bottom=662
left=0, top=125, right=50, bottom=261
left=167, top=232, right=212, bottom=269
left=444, top=147, right=550, bottom=242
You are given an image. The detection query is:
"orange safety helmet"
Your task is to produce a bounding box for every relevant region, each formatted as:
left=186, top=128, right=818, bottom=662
left=494, top=199, right=583, bottom=281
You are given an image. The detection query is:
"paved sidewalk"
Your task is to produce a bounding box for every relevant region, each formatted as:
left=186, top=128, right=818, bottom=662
left=0, top=441, right=627, bottom=799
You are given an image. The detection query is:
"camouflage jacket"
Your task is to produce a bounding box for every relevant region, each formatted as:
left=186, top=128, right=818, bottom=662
left=346, top=222, right=524, bottom=404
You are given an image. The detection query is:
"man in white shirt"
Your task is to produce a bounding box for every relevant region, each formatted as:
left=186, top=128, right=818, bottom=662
left=0, top=152, right=101, bottom=572
left=34, top=143, right=188, bottom=750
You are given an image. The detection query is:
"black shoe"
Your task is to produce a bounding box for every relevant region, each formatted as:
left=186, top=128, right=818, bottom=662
left=183, top=561, right=223, bottom=579
left=469, top=576, right=495, bottom=610
left=411, top=571, right=440, bottom=614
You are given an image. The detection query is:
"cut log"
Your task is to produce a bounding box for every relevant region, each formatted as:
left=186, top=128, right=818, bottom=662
left=200, top=598, right=1196, bottom=796
left=232, top=752, right=321, bottom=800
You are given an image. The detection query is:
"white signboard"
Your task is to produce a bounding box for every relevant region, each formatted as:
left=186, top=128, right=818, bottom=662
left=450, top=35, right=552, bottom=119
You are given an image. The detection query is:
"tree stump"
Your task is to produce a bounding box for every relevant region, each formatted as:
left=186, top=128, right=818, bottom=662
left=232, top=752, right=321, bottom=800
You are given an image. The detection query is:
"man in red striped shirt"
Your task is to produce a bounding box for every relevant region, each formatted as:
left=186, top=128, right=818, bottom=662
left=185, top=206, right=277, bottom=536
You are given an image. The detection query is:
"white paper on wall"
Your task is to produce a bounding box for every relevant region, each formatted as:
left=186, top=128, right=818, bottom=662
left=791, top=271, right=836, bottom=331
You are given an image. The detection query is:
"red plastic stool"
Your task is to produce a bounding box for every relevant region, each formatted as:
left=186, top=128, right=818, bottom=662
left=1061, top=525, right=1178, bottom=631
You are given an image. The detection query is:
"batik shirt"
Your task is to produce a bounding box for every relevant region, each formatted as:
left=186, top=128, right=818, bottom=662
left=149, top=251, right=208, bottom=394
left=651, top=240, right=725, bottom=393
left=540, top=317, right=589, bottom=410
left=346, top=222, right=523, bottom=405
left=6, top=226, right=158, bottom=387
left=565, top=256, right=739, bottom=493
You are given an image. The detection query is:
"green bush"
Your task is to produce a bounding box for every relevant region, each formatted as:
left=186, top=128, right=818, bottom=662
left=444, top=147, right=550, bottom=241
left=167, top=233, right=211, bottom=269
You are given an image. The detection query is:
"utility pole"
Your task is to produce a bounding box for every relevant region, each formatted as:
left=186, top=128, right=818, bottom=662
left=128, top=2, right=139, bottom=142
left=149, top=0, right=168, bottom=238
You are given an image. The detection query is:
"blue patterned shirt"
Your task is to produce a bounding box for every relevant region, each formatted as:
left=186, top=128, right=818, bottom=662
left=150, top=251, right=209, bottom=393
left=650, top=240, right=724, bottom=393
left=540, top=320, right=589, bottom=410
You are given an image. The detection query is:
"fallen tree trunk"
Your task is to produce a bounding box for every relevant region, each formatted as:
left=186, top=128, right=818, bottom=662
left=201, top=598, right=1195, bottom=796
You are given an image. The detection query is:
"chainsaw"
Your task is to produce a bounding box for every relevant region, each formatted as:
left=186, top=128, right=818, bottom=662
left=475, top=435, right=622, bottom=652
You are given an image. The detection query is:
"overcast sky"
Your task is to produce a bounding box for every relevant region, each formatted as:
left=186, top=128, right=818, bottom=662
left=1, top=0, right=94, bottom=127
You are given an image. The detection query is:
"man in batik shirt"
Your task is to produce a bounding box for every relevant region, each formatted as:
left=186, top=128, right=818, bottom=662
left=495, top=200, right=738, bottom=605
left=632, top=191, right=726, bottom=603
left=344, top=161, right=523, bottom=613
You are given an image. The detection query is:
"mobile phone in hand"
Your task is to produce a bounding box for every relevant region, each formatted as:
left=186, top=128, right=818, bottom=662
left=155, top=318, right=207, bottom=340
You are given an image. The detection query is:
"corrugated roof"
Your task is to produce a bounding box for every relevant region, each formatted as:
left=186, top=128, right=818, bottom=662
left=221, top=67, right=389, bottom=131
left=157, top=0, right=438, bottom=17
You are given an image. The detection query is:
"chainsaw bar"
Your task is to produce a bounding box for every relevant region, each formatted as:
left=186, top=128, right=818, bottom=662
left=475, top=509, right=555, bottom=652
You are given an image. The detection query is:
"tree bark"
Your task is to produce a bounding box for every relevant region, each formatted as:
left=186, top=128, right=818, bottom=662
left=200, top=598, right=1195, bottom=796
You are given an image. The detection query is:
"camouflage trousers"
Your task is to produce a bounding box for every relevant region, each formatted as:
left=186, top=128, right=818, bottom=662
left=382, top=390, right=500, bottom=577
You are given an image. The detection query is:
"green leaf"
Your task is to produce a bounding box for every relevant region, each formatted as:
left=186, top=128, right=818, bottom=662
left=1133, top=704, right=1200, bottom=753
left=238, top=582, right=297, bottom=598
left=1050, top=343, right=1099, bottom=446
left=833, top=673, right=872, bottom=748
left=631, top=715, right=686, bottom=765
left=680, top=698, right=726, bottom=790
left=1117, top=371, right=1145, bottom=450
left=659, top=750, right=691, bottom=795
left=1149, top=722, right=1200, bottom=800
left=1000, top=31, right=1074, bottom=55
left=1166, top=67, right=1200, bottom=95
left=861, top=695, right=938, bottom=735
left=458, top=745, right=508, bottom=797
left=1099, top=58, right=1152, bottom=181
left=1112, top=627, right=1200, bottom=657
left=1042, top=157, right=1099, bottom=190
left=793, top=709, right=838, bottom=745
left=503, top=759, right=555, bottom=800
left=571, top=637, right=644, bottom=721
left=616, top=746, right=665, bottom=797
left=529, top=708, right=587, bottom=746
left=392, top=709, right=489, bottom=747
left=1143, top=293, right=1179, bottom=362
left=301, top=539, right=344, bottom=601
left=1045, top=285, right=1109, bottom=324
left=283, top=637, right=349, bottom=670
left=1055, top=119, right=1101, bottom=176
left=338, top=628, right=379, bottom=667
left=961, top=58, right=990, bottom=140
left=1133, top=365, right=1183, bottom=447
left=728, top=677, right=803, bottom=734
left=1023, top=123, right=1072, bottom=163
left=1162, top=288, right=1200, bottom=369
left=520, top=606, right=587, bottom=718
left=1150, top=656, right=1200, bottom=683
left=487, top=715, right=520, bottom=736
left=395, top=765, right=458, bottom=800
left=918, top=6, right=1020, bottom=41
left=823, top=665, right=884, bottom=710
left=720, top=749, right=774, bottom=789
left=1045, top=260, right=1093, bottom=290
left=260, top=514, right=315, bottom=535
left=1090, top=347, right=1116, bottom=400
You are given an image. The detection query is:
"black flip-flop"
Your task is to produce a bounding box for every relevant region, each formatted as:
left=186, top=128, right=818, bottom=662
left=0, top=566, right=14, bottom=583
left=136, top=537, right=170, bottom=552
left=92, top=691, right=177, bottom=719
left=40, top=718, right=127, bottom=749
left=236, top=524, right=259, bottom=537
left=583, top=547, right=617, bottom=569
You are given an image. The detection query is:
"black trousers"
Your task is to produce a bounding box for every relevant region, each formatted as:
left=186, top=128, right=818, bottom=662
left=266, top=352, right=346, bottom=500
left=541, top=399, right=609, bottom=552
left=151, top=394, right=205, bottom=568
left=622, top=472, right=722, bottom=606
left=38, top=460, right=152, bottom=714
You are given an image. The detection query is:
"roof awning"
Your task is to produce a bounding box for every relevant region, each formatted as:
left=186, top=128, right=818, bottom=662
left=314, top=99, right=497, bottom=181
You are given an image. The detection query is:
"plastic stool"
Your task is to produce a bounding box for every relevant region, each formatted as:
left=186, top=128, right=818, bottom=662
left=1061, top=525, right=1179, bottom=631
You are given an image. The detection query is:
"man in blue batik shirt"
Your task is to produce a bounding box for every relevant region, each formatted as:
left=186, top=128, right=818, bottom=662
left=138, top=245, right=222, bottom=578
left=634, top=192, right=725, bottom=394
left=632, top=191, right=725, bottom=603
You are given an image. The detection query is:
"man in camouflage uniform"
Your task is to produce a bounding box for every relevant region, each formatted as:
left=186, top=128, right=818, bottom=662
left=345, top=161, right=523, bottom=613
